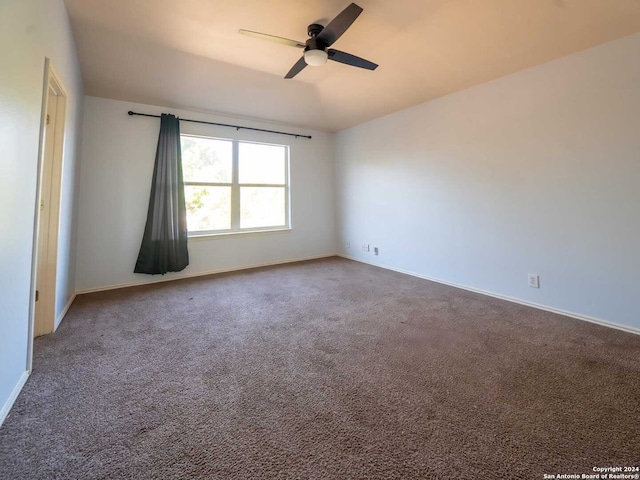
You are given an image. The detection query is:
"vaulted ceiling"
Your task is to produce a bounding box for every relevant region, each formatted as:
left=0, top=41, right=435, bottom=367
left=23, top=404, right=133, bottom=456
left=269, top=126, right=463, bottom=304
left=64, top=0, right=640, bottom=131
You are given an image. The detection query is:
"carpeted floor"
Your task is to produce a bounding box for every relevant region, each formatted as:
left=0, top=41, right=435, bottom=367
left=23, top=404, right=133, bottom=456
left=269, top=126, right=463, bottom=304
left=1, top=257, right=639, bottom=479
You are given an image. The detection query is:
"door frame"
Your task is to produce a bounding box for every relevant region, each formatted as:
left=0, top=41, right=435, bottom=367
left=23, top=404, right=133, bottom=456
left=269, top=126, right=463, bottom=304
left=27, top=59, right=67, bottom=369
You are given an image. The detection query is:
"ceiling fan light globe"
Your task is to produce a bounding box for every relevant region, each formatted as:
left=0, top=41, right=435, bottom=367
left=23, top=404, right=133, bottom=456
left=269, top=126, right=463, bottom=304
left=304, top=49, right=328, bottom=66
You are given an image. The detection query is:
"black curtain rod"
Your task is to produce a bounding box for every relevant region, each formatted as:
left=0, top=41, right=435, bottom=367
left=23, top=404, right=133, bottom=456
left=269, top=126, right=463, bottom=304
left=127, top=111, right=312, bottom=139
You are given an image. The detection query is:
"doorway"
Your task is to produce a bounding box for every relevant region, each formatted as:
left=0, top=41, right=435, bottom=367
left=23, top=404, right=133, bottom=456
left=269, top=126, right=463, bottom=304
left=32, top=62, right=67, bottom=339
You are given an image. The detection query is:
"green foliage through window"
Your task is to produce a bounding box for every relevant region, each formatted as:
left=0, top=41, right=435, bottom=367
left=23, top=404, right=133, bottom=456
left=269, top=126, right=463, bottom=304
left=181, top=135, right=288, bottom=234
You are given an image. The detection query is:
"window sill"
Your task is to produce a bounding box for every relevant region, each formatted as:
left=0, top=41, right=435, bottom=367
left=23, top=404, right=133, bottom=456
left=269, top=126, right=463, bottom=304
left=188, top=227, right=291, bottom=241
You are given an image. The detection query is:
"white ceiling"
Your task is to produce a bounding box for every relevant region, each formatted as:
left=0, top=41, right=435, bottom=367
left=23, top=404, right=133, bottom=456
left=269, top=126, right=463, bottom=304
left=64, top=0, right=640, bottom=131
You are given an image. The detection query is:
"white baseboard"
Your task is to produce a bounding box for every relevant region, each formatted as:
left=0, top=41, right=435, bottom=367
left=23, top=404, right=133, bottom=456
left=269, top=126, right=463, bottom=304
left=338, top=254, right=640, bottom=337
left=76, top=254, right=337, bottom=295
left=0, top=370, right=29, bottom=427
left=54, top=292, right=76, bottom=330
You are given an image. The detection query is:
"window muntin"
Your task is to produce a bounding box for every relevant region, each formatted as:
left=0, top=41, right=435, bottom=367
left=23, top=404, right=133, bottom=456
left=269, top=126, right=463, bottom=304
left=182, top=135, right=289, bottom=235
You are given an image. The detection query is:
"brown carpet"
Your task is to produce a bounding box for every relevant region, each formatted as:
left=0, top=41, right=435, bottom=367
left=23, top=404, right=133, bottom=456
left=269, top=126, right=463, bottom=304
left=1, top=257, right=638, bottom=479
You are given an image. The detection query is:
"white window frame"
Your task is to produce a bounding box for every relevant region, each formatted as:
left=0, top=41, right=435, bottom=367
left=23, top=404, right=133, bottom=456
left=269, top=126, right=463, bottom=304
left=182, top=134, right=291, bottom=237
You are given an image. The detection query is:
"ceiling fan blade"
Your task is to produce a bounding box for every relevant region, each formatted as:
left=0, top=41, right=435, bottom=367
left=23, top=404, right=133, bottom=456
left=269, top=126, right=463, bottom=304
left=238, top=29, right=306, bottom=48
left=285, top=57, right=308, bottom=79
left=327, top=49, right=378, bottom=70
left=316, top=3, right=363, bottom=47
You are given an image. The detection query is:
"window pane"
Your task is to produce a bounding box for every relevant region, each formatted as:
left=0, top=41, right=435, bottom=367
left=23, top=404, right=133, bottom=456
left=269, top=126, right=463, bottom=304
left=185, top=186, right=231, bottom=231
left=182, top=136, right=232, bottom=183
left=239, top=142, right=286, bottom=184
left=240, top=187, right=286, bottom=229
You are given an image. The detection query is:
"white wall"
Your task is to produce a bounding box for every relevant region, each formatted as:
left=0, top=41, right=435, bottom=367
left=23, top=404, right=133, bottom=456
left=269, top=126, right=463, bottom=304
left=0, top=0, right=83, bottom=420
left=335, top=33, right=640, bottom=332
left=76, top=97, right=336, bottom=292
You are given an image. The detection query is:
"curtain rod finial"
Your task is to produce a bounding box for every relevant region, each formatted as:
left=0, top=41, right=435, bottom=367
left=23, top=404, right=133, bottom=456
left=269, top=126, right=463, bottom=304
left=128, top=111, right=134, bottom=115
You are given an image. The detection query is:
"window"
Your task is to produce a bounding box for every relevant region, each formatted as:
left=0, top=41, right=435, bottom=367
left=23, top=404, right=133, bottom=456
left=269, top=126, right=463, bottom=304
left=181, top=135, right=289, bottom=235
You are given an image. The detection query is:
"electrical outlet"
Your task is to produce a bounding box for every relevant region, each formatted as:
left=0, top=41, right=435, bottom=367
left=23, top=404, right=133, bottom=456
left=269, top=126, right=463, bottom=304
left=528, top=274, right=540, bottom=288
left=374, top=247, right=379, bottom=256
left=362, top=244, right=367, bottom=251
left=345, top=240, right=350, bottom=249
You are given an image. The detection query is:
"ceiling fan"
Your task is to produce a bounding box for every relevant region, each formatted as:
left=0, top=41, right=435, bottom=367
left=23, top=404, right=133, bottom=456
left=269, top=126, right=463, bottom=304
left=239, top=2, right=378, bottom=79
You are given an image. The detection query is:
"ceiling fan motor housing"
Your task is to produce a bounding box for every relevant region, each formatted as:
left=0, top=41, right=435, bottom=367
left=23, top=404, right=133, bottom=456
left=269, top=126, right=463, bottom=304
left=305, top=37, right=327, bottom=52
left=307, top=24, right=329, bottom=51
left=304, top=25, right=329, bottom=66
